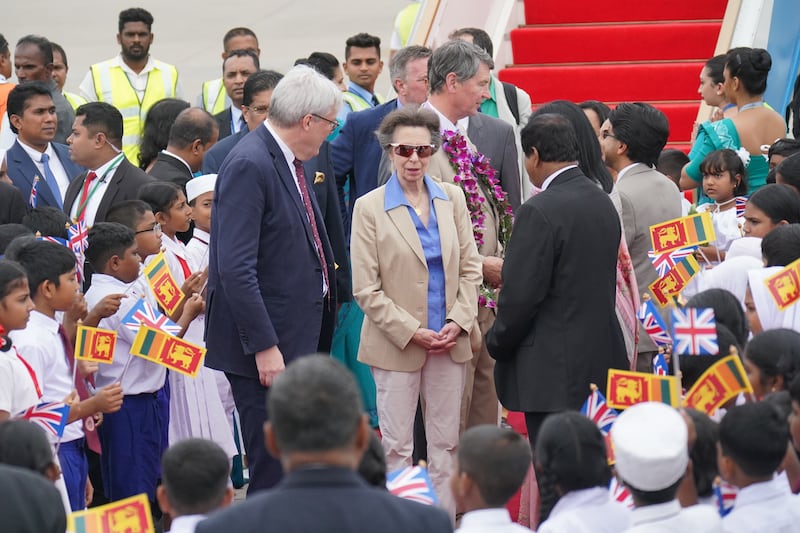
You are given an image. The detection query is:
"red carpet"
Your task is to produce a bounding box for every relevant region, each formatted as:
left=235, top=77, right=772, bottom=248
left=501, top=0, right=729, bottom=148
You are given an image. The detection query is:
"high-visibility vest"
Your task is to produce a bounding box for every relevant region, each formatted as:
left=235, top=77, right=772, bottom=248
left=201, top=78, right=229, bottom=115
left=64, top=91, right=88, bottom=112
left=0, top=82, right=15, bottom=123
left=396, top=2, right=421, bottom=47
left=89, top=59, right=179, bottom=164
left=342, top=91, right=384, bottom=114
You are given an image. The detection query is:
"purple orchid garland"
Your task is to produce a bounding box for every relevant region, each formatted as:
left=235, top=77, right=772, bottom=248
left=441, top=129, right=514, bottom=308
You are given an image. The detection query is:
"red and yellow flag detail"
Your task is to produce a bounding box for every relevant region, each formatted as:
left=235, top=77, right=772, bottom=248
left=648, top=255, right=701, bottom=306
left=606, top=369, right=680, bottom=409
left=130, top=326, right=206, bottom=377
left=143, top=251, right=184, bottom=315
left=74, top=324, right=117, bottom=364
left=68, top=493, right=154, bottom=533
left=764, top=257, right=800, bottom=310
left=650, top=212, right=715, bottom=254
left=684, top=355, right=753, bottom=416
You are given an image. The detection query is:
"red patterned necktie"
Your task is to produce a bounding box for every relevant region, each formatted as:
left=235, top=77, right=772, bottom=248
left=292, top=159, right=329, bottom=295
left=75, top=171, right=97, bottom=222
left=58, top=325, right=101, bottom=454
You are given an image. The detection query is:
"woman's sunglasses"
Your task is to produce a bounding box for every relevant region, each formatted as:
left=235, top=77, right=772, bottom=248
left=387, top=143, right=435, bottom=158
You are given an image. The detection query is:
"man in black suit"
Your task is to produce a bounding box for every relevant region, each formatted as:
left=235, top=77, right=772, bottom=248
left=486, top=114, right=627, bottom=446
left=196, top=356, right=452, bottom=533
left=64, top=102, right=153, bottom=225
left=205, top=66, right=339, bottom=493
left=213, top=50, right=259, bottom=140
left=148, top=107, right=218, bottom=192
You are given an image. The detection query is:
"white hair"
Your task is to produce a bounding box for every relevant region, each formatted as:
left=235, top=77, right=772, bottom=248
left=268, top=65, right=342, bottom=128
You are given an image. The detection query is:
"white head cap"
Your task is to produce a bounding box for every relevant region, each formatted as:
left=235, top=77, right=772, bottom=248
left=611, top=402, right=688, bottom=492
left=186, top=174, right=217, bottom=204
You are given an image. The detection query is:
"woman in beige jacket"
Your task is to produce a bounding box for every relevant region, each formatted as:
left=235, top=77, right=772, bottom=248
left=351, top=107, right=482, bottom=516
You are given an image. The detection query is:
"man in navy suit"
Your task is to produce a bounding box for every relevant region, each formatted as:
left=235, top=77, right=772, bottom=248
left=205, top=65, right=340, bottom=494
left=331, top=45, right=431, bottom=228
left=6, top=82, right=83, bottom=208
left=196, top=356, right=452, bottom=533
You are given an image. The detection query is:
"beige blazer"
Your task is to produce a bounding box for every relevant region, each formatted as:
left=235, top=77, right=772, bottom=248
left=351, top=179, right=483, bottom=372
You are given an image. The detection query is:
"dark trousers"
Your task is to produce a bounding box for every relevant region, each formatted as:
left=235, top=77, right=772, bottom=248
left=58, top=438, right=87, bottom=511
left=226, top=373, right=283, bottom=494
left=524, top=411, right=551, bottom=450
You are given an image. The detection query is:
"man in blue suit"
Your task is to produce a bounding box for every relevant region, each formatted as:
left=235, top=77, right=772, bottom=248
left=6, top=82, right=83, bottom=209
left=331, top=45, right=431, bottom=228
left=204, top=65, right=341, bottom=494
left=196, top=356, right=451, bottom=533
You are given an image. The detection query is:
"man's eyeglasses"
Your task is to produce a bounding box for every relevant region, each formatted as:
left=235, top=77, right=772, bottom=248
left=311, top=113, right=340, bottom=131
left=248, top=105, right=269, bottom=116
left=601, top=131, right=619, bottom=140
left=135, top=222, right=162, bottom=235
left=387, top=143, right=436, bottom=158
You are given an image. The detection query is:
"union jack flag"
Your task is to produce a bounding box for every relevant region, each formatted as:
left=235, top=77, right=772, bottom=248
left=14, top=401, right=69, bottom=438
left=36, top=235, right=69, bottom=247
left=608, top=477, right=634, bottom=509
left=386, top=465, right=438, bottom=505
left=121, top=298, right=182, bottom=336
left=580, top=387, right=618, bottom=436
left=637, top=299, right=672, bottom=347
left=68, top=220, right=89, bottom=256
left=713, top=478, right=737, bottom=517
left=653, top=352, right=669, bottom=375
left=648, top=246, right=697, bottom=278
left=28, top=176, right=39, bottom=208
left=735, top=196, right=748, bottom=218
left=671, top=307, right=719, bottom=355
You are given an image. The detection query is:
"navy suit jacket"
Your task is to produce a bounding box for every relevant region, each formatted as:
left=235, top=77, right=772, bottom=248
left=204, top=125, right=336, bottom=378
left=202, top=129, right=246, bottom=174
left=196, top=467, right=452, bottom=533
left=6, top=140, right=83, bottom=208
left=331, top=98, right=398, bottom=223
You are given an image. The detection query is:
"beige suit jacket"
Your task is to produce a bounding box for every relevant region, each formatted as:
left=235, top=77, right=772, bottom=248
left=611, top=163, right=683, bottom=352
left=351, top=179, right=483, bottom=372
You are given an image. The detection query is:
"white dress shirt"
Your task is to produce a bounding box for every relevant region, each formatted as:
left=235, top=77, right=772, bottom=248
left=614, top=162, right=641, bottom=185
left=10, top=311, right=83, bottom=443
left=84, top=273, right=166, bottom=394
left=166, top=514, right=205, bottom=533
left=0, top=348, right=41, bottom=414
left=17, top=140, right=71, bottom=201
left=721, top=477, right=800, bottom=533
left=79, top=55, right=184, bottom=102
left=626, top=499, right=721, bottom=533
left=424, top=101, right=470, bottom=135
left=540, top=164, right=579, bottom=191
left=456, top=508, right=532, bottom=533
left=68, top=153, right=124, bottom=226
left=537, top=487, right=630, bottom=533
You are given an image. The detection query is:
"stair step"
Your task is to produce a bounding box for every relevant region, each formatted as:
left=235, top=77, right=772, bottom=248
left=510, top=22, right=721, bottom=64
left=499, top=61, right=705, bottom=105
left=525, top=0, right=727, bottom=25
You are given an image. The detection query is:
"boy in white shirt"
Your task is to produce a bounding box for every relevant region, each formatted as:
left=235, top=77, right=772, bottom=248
left=718, top=402, right=800, bottom=532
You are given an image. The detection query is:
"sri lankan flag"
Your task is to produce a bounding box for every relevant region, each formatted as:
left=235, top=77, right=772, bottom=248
left=606, top=369, right=681, bottom=409
left=143, top=251, right=184, bottom=315
left=74, top=324, right=117, bottom=364
left=130, top=325, right=206, bottom=377
left=764, top=257, right=800, bottom=310
left=648, top=255, right=701, bottom=306
left=68, top=493, right=154, bottom=533
left=650, top=212, right=716, bottom=254
left=685, top=355, right=753, bottom=415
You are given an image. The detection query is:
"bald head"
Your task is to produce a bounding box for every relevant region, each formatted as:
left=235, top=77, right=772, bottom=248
left=165, top=107, right=219, bottom=172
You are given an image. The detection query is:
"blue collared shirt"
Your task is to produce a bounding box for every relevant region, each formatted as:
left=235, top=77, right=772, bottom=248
left=384, top=174, right=448, bottom=330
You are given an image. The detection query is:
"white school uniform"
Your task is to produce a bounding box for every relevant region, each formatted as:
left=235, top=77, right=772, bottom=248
left=721, top=477, right=800, bottom=533
left=537, top=487, right=630, bottom=533
left=625, top=499, right=721, bottom=532
left=696, top=203, right=743, bottom=256
left=157, top=234, right=236, bottom=459
left=456, top=508, right=532, bottom=533
left=0, top=346, right=40, bottom=415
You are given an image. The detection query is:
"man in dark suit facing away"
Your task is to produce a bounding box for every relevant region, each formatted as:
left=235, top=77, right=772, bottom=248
left=196, top=356, right=452, bottom=533
left=204, top=65, right=339, bottom=493
left=64, top=102, right=153, bottom=226
left=486, top=113, right=628, bottom=446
